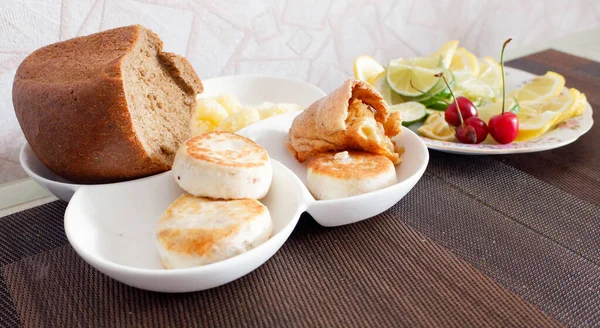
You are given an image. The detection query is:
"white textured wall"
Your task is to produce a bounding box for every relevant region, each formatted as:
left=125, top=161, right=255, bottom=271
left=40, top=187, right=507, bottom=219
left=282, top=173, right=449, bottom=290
left=1, top=0, right=599, bottom=183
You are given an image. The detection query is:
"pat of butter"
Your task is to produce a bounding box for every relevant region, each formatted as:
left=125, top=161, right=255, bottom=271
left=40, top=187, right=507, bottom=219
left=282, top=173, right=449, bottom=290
left=334, top=151, right=351, bottom=163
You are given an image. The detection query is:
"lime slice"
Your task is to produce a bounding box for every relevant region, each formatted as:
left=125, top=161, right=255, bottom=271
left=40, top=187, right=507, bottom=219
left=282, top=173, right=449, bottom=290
left=390, top=56, right=441, bottom=70
left=454, top=73, right=496, bottom=100
left=412, top=68, right=455, bottom=106
left=370, top=72, right=404, bottom=105
left=386, top=57, right=441, bottom=97
left=389, top=101, right=427, bottom=126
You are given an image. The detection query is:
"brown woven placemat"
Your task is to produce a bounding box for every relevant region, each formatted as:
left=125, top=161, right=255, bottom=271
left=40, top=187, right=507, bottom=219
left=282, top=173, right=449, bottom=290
left=1, top=201, right=559, bottom=327
left=1, top=50, right=597, bottom=327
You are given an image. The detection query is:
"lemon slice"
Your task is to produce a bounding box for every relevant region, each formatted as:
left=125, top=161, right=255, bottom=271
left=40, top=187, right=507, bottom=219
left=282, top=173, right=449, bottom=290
left=354, top=55, right=385, bottom=82
left=477, top=98, right=520, bottom=123
left=371, top=72, right=404, bottom=105
left=478, top=56, right=502, bottom=95
left=515, top=88, right=577, bottom=141
left=389, top=102, right=427, bottom=126
left=566, top=90, right=586, bottom=120
left=509, top=71, right=565, bottom=102
left=454, top=72, right=496, bottom=100
left=386, top=57, right=441, bottom=97
left=417, top=111, right=456, bottom=141
left=450, top=48, right=480, bottom=76
left=431, top=40, right=459, bottom=68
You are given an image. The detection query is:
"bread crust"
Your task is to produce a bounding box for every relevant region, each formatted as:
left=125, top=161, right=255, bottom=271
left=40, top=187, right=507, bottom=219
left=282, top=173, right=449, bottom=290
left=13, top=25, right=202, bottom=183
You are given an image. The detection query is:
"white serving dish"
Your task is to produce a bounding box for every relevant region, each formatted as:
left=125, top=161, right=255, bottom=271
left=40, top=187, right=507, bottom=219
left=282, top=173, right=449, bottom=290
left=19, top=75, right=327, bottom=201
left=62, top=75, right=429, bottom=292
left=64, top=125, right=428, bottom=293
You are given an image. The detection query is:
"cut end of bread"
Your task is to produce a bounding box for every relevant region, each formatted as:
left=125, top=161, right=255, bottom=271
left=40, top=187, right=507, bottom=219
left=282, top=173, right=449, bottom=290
left=158, top=52, right=204, bottom=95
left=123, top=27, right=203, bottom=167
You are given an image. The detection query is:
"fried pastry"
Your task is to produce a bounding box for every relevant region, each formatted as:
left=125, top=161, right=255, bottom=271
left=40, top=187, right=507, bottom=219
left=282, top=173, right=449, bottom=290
left=285, top=79, right=403, bottom=164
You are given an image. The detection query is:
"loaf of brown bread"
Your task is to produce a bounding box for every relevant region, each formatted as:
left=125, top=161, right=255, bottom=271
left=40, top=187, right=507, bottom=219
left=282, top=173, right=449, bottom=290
left=13, top=25, right=203, bottom=183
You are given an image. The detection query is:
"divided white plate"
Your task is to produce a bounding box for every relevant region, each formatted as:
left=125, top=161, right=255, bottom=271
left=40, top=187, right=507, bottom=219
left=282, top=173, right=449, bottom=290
left=65, top=125, right=428, bottom=293
left=408, top=67, right=594, bottom=154
left=62, top=75, right=429, bottom=293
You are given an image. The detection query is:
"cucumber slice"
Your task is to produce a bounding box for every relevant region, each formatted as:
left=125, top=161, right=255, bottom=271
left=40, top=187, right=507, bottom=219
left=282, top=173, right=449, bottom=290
left=389, top=102, right=428, bottom=126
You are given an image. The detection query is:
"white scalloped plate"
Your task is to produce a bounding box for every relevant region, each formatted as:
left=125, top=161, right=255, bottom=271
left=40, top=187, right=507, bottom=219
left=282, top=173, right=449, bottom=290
left=408, top=67, right=594, bottom=155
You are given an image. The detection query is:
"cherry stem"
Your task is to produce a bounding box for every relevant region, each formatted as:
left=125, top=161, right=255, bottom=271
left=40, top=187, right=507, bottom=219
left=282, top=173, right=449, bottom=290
left=410, top=80, right=428, bottom=95
left=434, top=72, right=463, bottom=126
left=500, top=38, right=512, bottom=115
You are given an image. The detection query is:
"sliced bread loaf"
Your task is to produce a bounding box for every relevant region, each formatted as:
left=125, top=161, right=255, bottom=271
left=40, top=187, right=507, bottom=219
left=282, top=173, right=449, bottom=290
left=13, top=25, right=203, bottom=183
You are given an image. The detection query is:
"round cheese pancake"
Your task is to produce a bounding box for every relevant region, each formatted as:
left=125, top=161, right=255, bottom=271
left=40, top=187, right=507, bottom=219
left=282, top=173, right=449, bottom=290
left=172, top=131, right=272, bottom=199
left=156, top=194, right=272, bottom=269
left=307, top=151, right=397, bottom=200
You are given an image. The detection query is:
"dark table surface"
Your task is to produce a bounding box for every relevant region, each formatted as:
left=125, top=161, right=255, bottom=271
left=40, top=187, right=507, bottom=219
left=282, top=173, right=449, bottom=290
left=1, top=50, right=598, bottom=327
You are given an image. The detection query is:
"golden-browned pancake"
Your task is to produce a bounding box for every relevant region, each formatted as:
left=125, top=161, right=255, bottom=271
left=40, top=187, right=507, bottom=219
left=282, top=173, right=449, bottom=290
left=307, top=150, right=397, bottom=200
left=172, top=131, right=272, bottom=199
left=156, top=194, right=272, bottom=269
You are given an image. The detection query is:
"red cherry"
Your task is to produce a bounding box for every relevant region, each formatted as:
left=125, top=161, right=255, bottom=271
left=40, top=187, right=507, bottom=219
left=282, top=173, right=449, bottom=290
left=456, top=124, right=477, bottom=144
left=445, top=96, right=478, bottom=127
left=465, top=116, right=489, bottom=143
left=487, top=38, right=518, bottom=144
left=456, top=117, right=489, bottom=144
left=489, top=112, right=518, bottom=144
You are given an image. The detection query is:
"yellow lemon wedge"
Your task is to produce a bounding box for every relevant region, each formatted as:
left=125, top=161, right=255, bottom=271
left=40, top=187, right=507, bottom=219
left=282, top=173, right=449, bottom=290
left=477, top=98, right=520, bottom=123
left=417, top=111, right=456, bottom=141
left=431, top=40, right=459, bottom=69
left=567, top=91, right=587, bottom=119
left=386, top=56, right=441, bottom=97
left=450, top=47, right=480, bottom=76
left=370, top=72, right=404, bottom=105
left=515, top=88, right=578, bottom=141
left=354, top=55, right=385, bottom=82
left=478, top=56, right=502, bottom=95
left=509, top=71, right=565, bottom=102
